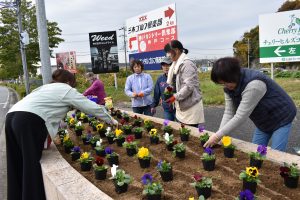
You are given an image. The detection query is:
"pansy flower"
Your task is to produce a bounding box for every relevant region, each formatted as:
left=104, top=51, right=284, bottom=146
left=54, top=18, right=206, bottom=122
left=198, top=125, right=205, bottom=133
left=222, top=136, right=232, bottom=147
left=115, top=129, right=123, bottom=137
left=137, top=147, right=149, bottom=159
left=95, top=156, right=104, bottom=166
left=71, top=146, right=80, bottom=153
left=163, top=119, right=170, bottom=126
left=141, top=173, right=153, bottom=185
left=246, top=167, right=259, bottom=178
left=204, top=147, right=214, bottom=155
left=193, top=174, right=202, bottom=182
left=257, top=145, right=267, bottom=156
left=126, top=135, right=134, bottom=143
left=239, top=189, right=254, bottom=200
left=105, top=147, right=113, bottom=155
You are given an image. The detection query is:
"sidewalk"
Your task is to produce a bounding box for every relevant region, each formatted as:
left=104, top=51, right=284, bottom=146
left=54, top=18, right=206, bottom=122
left=0, top=126, right=7, bottom=200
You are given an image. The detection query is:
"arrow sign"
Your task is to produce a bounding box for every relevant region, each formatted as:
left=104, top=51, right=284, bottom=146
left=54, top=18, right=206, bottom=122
left=274, top=46, right=286, bottom=56
left=129, top=37, right=137, bottom=49
left=164, top=7, right=174, bottom=19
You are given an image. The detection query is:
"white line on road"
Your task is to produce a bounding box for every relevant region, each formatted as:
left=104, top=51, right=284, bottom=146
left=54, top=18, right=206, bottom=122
left=2, top=88, right=9, bottom=109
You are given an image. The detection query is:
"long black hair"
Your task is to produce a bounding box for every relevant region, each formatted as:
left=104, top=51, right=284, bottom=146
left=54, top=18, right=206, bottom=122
left=211, top=57, right=241, bottom=84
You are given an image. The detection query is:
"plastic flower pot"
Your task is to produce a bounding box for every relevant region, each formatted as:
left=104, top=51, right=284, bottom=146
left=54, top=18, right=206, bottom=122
left=123, top=129, right=132, bottom=135
left=284, top=176, right=299, bottom=188
left=71, top=152, right=80, bottom=161
left=138, top=158, right=151, bottom=168
left=116, top=137, right=125, bottom=147
left=134, top=131, right=142, bottom=139
left=133, top=121, right=141, bottom=127
left=126, top=148, right=137, bottom=157
left=243, top=180, right=257, bottom=194
left=114, top=181, right=128, bottom=194
left=147, top=194, right=162, bottom=200
left=98, top=129, right=107, bottom=138
left=159, top=170, right=173, bottom=182
left=95, top=149, right=106, bottom=157
left=166, top=143, right=174, bottom=151
left=94, top=169, right=107, bottom=180
left=107, top=156, right=119, bottom=167
left=75, top=129, right=82, bottom=136
left=64, top=145, right=73, bottom=154
left=107, top=136, right=115, bottom=144
left=223, top=148, right=235, bottom=158
left=80, top=161, right=92, bottom=171
left=250, top=157, right=263, bottom=169
left=180, top=134, right=189, bottom=142
left=175, top=151, right=185, bottom=159
left=202, top=159, right=216, bottom=171
left=196, top=186, right=212, bottom=199
left=150, top=137, right=159, bottom=144
left=82, top=138, right=89, bottom=145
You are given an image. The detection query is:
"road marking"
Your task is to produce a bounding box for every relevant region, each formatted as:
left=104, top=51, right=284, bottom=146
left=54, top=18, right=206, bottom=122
left=2, top=88, right=9, bottom=109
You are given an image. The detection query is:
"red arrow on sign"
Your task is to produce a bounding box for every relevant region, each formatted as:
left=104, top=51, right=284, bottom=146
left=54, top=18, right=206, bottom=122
left=164, top=7, right=174, bottom=19
left=129, top=37, right=137, bottom=49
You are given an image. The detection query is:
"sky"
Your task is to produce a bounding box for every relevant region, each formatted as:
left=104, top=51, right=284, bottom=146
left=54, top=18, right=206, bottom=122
left=42, top=0, right=286, bottom=64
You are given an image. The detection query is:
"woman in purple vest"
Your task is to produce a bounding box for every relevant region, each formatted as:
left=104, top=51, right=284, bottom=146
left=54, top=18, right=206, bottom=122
left=204, top=57, right=296, bottom=151
left=84, top=72, right=106, bottom=105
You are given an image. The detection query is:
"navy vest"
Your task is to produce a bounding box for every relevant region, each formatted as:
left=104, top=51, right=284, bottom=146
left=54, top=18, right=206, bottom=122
left=224, top=68, right=296, bottom=133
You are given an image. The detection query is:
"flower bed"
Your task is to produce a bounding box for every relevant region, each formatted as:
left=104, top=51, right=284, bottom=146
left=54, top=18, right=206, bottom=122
left=54, top=111, right=300, bottom=200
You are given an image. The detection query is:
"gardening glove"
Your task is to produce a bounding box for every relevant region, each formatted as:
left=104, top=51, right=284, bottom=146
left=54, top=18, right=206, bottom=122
left=138, top=92, right=144, bottom=97
left=151, top=107, right=156, bottom=115
left=165, top=96, right=175, bottom=104
left=203, top=134, right=221, bottom=148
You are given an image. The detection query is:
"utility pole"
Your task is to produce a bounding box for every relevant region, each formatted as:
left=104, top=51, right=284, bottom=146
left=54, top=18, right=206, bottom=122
left=247, top=38, right=250, bottom=69
left=119, top=26, right=128, bottom=75
left=16, top=0, right=30, bottom=95
left=35, top=0, right=52, bottom=84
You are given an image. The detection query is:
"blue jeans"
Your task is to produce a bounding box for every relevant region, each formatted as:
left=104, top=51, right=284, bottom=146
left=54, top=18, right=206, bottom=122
left=164, top=110, right=175, bottom=121
left=132, top=105, right=152, bottom=116
left=252, top=123, right=292, bottom=151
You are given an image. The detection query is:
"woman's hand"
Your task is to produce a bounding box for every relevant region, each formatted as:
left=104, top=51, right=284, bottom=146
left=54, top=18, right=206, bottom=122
left=203, top=134, right=221, bottom=148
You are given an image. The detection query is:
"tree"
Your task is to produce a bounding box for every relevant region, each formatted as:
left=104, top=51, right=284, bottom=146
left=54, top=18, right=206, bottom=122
left=233, top=0, right=300, bottom=68
left=0, top=0, right=64, bottom=79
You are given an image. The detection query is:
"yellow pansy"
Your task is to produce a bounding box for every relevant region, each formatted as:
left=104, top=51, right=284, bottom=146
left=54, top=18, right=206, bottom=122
left=69, top=118, right=75, bottom=124
left=80, top=113, right=86, bottom=119
left=63, top=134, right=70, bottom=142
left=149, top=129, right=157, bottom=137
left=80, top=152, right=89, bottom=160
left=96, top=123, right=104, bottom=131
left=189, top=197, right=195, bottom=200
left=246, top=167, right=259, bottom=178
left=222, top=136, right=232, bottom=147
left=144, top=119, right=150, bottom=124
left=115, top=129, right=123, bottom=137
left=137, top=147, right=149, bottom=158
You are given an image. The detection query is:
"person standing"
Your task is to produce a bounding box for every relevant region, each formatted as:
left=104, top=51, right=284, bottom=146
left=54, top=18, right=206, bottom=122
left=83, top=72, right=106, bottom=105
left=204, top=57, right=296, bottom=151
left=5, top=69, right=118, bottom=200
left=151, top=57, right=176, bottom=121
left=164, top=40, right=205, bottom=127
left=125, top=60, right=153, bottom=116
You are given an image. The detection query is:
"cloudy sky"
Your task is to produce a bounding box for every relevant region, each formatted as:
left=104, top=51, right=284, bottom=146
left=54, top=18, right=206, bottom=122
left=43, top=0, right=285, bottom=64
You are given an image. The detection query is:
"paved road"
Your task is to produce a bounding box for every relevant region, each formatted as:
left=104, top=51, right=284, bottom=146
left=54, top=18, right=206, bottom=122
left=117, top=102, right=299, bottom=155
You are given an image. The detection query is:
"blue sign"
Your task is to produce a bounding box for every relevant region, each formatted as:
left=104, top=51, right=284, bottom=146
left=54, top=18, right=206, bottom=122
left=129, top=50, right=166, bottom=70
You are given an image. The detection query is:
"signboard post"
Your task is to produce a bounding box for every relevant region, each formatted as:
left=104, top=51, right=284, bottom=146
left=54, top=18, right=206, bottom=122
left=126, top=4, right=177, bottom=70
left=259, top=10, right=300, bottom=79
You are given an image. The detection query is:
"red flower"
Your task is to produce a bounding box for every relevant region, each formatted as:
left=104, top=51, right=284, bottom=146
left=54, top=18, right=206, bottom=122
left=166, top=86, right=173, bottom=92
left=280, top=166, right=290, bottom=178
left=134, top=115, right=138, bottom=119
left=126, top=135, right=135, bottom=143
left=193, top=174, right=202, bottom=182
left=95, top=156, right=104, bottom=166
left=120, top=119, right=126, bottom=125
left=173, top=140, right=178, bottom=145
left=181, top=123, right=185, bottom=128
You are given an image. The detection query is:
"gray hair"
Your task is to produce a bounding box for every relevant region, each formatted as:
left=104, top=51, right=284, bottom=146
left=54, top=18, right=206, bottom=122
left=85, top=72, right=96, bottom=79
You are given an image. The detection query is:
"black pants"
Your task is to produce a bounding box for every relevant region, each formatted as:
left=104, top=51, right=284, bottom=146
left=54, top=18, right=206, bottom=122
left=5, top=112, right=48, bottom=200
left=132, top=105, right=152, bottom=116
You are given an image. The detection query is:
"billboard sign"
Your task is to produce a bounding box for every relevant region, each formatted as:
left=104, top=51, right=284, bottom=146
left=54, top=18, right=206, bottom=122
left=56, top=51, right=77, bottom=73
left=126, top=3, right=177, bottom=70
left=259, top=10, right=300, bottom=63
left=89, top=31, right=119, bottom=74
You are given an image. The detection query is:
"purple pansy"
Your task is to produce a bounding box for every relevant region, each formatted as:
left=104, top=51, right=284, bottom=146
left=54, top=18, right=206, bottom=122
left=71, top=113, right=75, bottom=118
left=141, top=173, right=153, bottom=185
left=72, top=146, right=81, bottom=153
left=198, top=125, right=205, bottom=133
left=204, top=147, right=214, bottom=155
left=239, top=189, right=254, bottom=200
left=157, top=160, right=163, bottom=169
left=163, top=119, right=170, bottom=126
left=105, top=147, right=113, bottom=154
left=257, top=145, right=267, bottom=156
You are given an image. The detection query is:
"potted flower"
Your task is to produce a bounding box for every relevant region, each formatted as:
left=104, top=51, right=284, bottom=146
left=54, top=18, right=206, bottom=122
left=79, top=112, right=88, bottom=123
left=59, top=129, right=68, bottom=143
left=89, top=135, right=100, bottom=148
left=164, top=133, right=176, bottom=151
left=142, top=173, right=163, bottom=200
left=179, top=123, right=191, bottom=142
left=199, top=132, right=209, bottom=147
left=115, top=128, right=125, bottom=147
left=110, top=167, right=133, bottom=194
left=79, top=152, right=93, bottom=171
left=63, top=134, right=74, bottom=154
left=133, top=115, right=143, bottom=127
left=88, top=115, right=96, bottom=126
left=201, top=148, right=216, bottom=171
left=222, top=136, right=236, bottom=158
left=96, top=123, right=106, bottom=138
left=157, top=160, right=173, bottom=182
left=122, top=112, right=130, bottom=122
left=249, top=145, right=267, bottom=169
left=105, top=147, right=119, bottom=166
left=280, top=162, right=299, bottom=188
left=94, top=139, right=106, bottom=157
left=163, top=85, right=174, bottom=100
left=81, top=133, right=92, bottom=145
left=162, top=119, right=173, bottom=135
left=236, top=189, right=257, bottom=200
left=239, top=167, right=260, bottom=194
left=74, top=121, right=83, bottom=136
left=90, top=119, right=98, bottom=131
left=122, top=135, right=138, bottom=156
left=144, top=119, right=154, bottom=132
left=70, top=146, right=81, bottom=161
left=93, top=156, right=109, bottom=180
left=122, top=124, right=132, bottom=135
left=132, top=127, right=143, bottom=139
left=172, top=143, right=186, bottom=158
left=137, top=147, right=151, bottom=168
left=68, top=117, right=76, bottom=128
left=190, top=174, right=212, bottom=199
left=105, top=127, right=115, bottom=144
left=149, top=129, right=159, bottom=144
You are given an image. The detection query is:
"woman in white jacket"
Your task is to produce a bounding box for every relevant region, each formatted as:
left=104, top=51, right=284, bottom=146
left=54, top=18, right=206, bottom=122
left=5, top=69, right=118, bottom=200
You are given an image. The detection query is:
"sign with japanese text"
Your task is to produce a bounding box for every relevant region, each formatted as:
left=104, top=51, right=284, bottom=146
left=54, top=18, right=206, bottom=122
left=259, top=10, right=300, bottom=63
left=56, top=51, right=77, bottom=73
left=89, top=31, right=119, bottom=74
left=126, top=3, right=177, bottom=70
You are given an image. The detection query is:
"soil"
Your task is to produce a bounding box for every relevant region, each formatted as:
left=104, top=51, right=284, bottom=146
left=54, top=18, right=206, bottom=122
left=56, top=120, right=300, bottom=200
